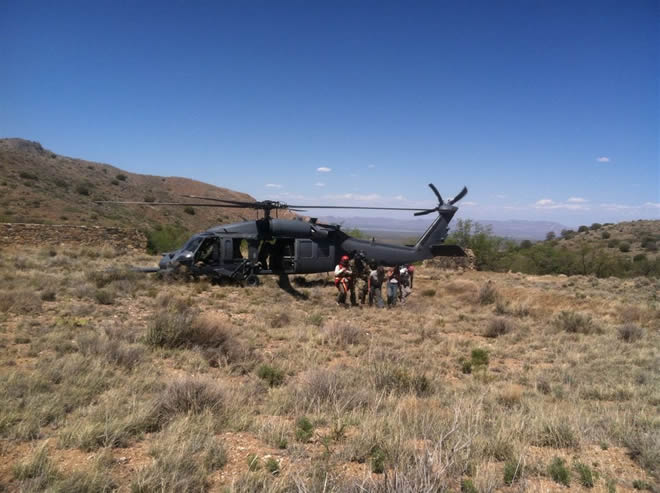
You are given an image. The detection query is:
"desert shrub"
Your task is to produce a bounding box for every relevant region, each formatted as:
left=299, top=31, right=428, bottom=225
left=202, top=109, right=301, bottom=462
left=484, top=317, right=515, bottom=338
left=461, top=479, right=478, bottom=493
left=295, top=416, right=314, bottom=443
left=116, top=173, right=127, bottom=181
left=633, top=254, right=647, bottom=262
left=371, top=445, right=386, bottom=474
left=307, top=313, right=324, bottom=326
left=371, top=360, right=430, bottom=396
left=146, top=224, right=189, bottom=254
left=578, top=225, right=589, bottom=233
left=184, top=206, right=195, bottom=215
left=13, top=444, right=56, bottom=482
left=270, top=312, right=290, bottom=328
left=470, top=348, right=489, bottom=368
left=131, top=415, right=225, bottom=492
left=111, top=179, right=119, bottom=185
left=624, top=429, right=659, bottom=478
left=155, top=378, right=224, bottom=421
left=503, top=460, right=523, bottom=485
left=607, top=239, right=619, bottom=248
left=478, top=281, right=498, bottom=304
left=76, top=332, right=144, bottom=370
left=643, top=240, right=657, bottom=251
left=590, top=223, right=602, bottom=230
left=19, top=171, right=38, bottom=180
left=554, top=311, right=599, bottom=334
left=601, top=231, right=611, bottom=239
left=619, top=242, right=631, bottom=252
left=421, top=289, right=436, bottom=297
left=0, top=289, right=42, bottom=314
left=265, top=457, right=280, bottom=475
left=143, top=195, right=156, bottom=202
left=94, top=288, right=115, bottom=305
left=322, top=322, right=363, bottom=347
left=618, top=323, right=643, bottom=343
left=538, top=421, right=579, bottom=448
left=574, top=462, right=595, bottom=488
left=75, top=183, right=90, bottom=195
left=633, top=479, right=653, bottom=490
left=86, top=269, right=138, bottom=288
left=548, top=457, right=570, bottom=486
left=40, top=289, right=56, bottom=301
left=246, top=453, right=261, bottom=472
left=257, top=364, right=285, bottom=387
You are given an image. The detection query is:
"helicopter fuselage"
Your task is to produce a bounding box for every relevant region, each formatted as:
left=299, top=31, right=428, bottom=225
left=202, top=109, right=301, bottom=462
left=157, top=213, right=465, bottom=285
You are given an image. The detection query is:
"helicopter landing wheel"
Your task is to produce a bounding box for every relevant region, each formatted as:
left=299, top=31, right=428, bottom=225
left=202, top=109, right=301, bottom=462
left=245, top=274, right=260, bottom=287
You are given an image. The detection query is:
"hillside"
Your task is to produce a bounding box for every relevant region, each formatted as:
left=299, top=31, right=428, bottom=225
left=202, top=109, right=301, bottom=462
left=0, top=138, right=290, bottom=234
left=554, top=221, right=659, bottom=262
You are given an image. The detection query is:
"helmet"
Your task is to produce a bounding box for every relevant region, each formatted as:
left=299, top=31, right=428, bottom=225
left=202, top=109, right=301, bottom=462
left=340, top=255, right=349, bottom=264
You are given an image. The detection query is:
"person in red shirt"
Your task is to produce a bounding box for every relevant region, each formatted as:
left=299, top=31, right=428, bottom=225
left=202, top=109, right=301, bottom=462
left=334, top=255, right=352, bottom=306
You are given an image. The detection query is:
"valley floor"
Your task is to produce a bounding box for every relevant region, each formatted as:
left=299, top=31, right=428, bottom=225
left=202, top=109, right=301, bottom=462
left=0, top=246, right=658, bottom=492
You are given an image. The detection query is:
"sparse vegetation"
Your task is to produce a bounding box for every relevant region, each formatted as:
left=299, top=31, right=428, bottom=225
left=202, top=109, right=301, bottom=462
left=0, top=245, right=658, bottom=490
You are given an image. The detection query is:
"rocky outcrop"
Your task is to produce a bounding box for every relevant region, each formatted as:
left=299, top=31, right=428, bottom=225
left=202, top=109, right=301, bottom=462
left=0, top=223, right=147, bottom=250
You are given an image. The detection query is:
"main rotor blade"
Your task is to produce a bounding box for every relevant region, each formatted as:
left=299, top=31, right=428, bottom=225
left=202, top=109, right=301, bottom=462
left=94, top=201, right=250, bottom=208
left=428, top=183, right=444, bottom=205
left=287, top=205, right=431, bottom=211
left=448, top=186, right=468, bottom=205
left=413, top=209, right=436, bottom=216
left=182, top=195, right=256, bottom=206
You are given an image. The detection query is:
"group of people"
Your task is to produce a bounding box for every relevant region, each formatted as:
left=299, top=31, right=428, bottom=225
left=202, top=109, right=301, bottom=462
left=334, top=251, right=414, bottom=308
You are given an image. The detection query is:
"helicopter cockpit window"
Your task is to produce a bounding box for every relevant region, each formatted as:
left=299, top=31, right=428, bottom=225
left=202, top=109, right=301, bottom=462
left=183, top=237, right=203, bottom=253
left=195, top=238, right=216, bottom=264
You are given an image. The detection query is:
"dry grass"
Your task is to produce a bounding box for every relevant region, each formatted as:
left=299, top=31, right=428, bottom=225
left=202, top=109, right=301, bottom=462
left=0, top=246, right=658, bottom=491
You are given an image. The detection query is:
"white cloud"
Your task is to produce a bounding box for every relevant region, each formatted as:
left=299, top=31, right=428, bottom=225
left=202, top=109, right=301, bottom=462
left=596, top=156, right=610, bottom=163
left=314, top=182, right=325, bottom=187
left=368, top=164, right=376, bottom=169
left=265, top=183, right=282, bottom=189
left=643, top=202, right=660, bottom=209
left=535, top=198, right=589, bottom=210
left=535, top=199, right=555, bottom=206
left=317, top=166, right=332, bottom=173
left=600, top=202, right=660, bottom=210
left=394, top=195, right=405, bottom=201
left=567, top=197, right=587, bottom=203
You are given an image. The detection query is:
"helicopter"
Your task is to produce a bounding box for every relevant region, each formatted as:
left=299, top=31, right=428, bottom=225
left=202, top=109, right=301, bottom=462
left=97, top=183, right=468, bottom=287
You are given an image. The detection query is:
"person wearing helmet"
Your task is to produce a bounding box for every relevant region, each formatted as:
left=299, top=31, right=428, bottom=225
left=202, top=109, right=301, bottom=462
left=334, top=255, right=353, bottom=306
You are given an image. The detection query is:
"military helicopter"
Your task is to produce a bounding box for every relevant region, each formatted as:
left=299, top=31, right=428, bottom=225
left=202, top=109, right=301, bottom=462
left=98, top=183, right=467, bottom=286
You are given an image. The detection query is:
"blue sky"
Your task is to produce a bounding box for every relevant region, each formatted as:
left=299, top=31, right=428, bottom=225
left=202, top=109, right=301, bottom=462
left=1, top=0, right=658, bottom=226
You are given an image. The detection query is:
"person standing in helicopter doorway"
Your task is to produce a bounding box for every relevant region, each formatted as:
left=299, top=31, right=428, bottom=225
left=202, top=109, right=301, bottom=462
left=350, top=250, right=370, bottom=305
left=334, top=255, right=352, bottom=307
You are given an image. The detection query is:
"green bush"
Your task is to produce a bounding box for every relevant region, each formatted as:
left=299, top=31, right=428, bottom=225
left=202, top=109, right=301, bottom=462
left=619, top=242, right=631, bottom=253
left=601, top=231, right=611, bottom=239
left=578, top=225, right=589, bottom=233
left=503, top=460, right=522, bottom=485
left=590, top=223, right=602, bottom=230
left=548, top=457, right=570, bottom=486
left=574, top=462, right=595, bottom=488
left=371, top=445, right=386, bottom=474
left=146, top=224, right=189, bottom=254
left=75, top=184, right=90, bottom=196
left=470, top=348, right=489, bottom=369
left=257, top=364, right=285, bottom=387
left=295, top=416, right=314, bottom=443
left=116, top=173, right=127, bottom=181
left=265, top=457, right=280, bottom=475
left=184, top=206, right=195, bottom=215
left=421, top=289, right=436, bottom=297
left=554, top=311, right=599, bottom=334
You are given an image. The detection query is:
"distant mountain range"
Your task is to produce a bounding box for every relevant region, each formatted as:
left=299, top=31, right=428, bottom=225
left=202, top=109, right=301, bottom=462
left=318, top=216, right=567, bottom=241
